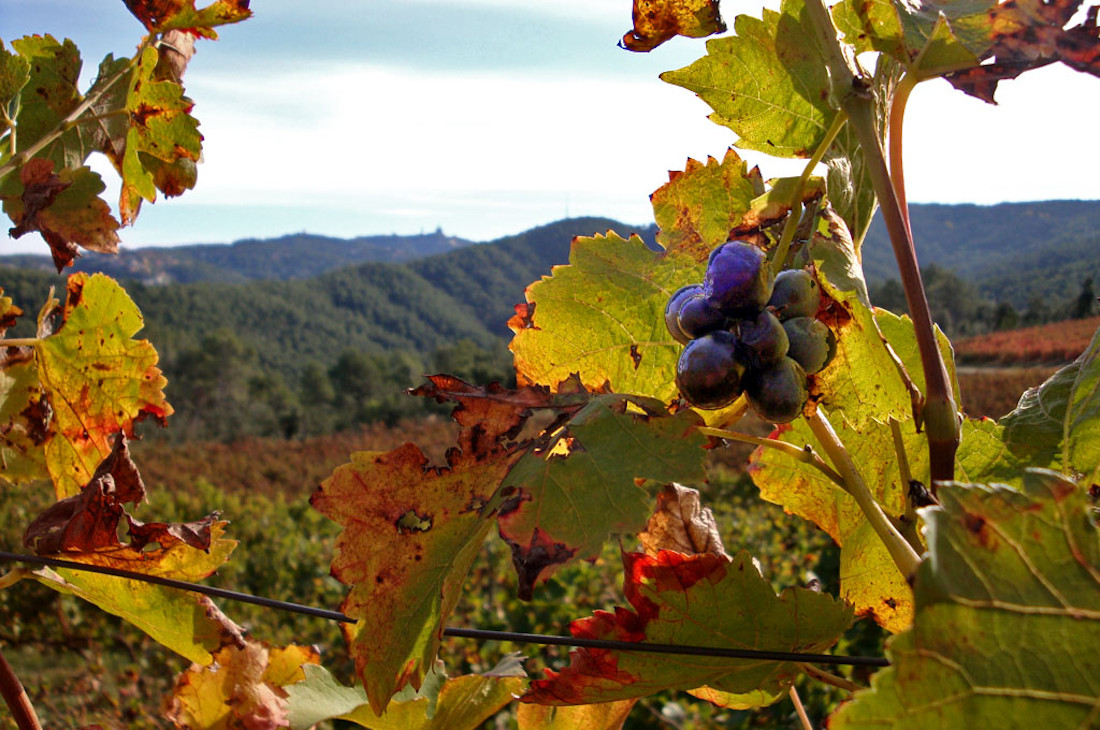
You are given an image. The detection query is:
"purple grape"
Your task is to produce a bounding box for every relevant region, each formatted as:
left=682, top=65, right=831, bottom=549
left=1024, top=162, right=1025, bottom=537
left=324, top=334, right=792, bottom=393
left=783, top=316, right=837, bottom=374
left=677, top=292, right=727, bottom=339
left=704, top=241, right=773, bottom=317
left=665, top=284, right=702, bottom=344
left=676, top=331, right=746, bottom=409
left=744, top=357, right=808, bottom=423
left=737, top=310, right=789, bottom=369
left=768, top=269, right=821, bottom=321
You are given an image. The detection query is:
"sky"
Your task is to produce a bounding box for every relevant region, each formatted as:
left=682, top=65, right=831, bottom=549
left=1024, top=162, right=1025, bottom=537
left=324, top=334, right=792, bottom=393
left=3, top=0, right=1099, bottom=253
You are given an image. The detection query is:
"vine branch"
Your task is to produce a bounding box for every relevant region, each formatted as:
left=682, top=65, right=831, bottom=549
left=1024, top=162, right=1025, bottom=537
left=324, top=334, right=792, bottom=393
left=697, top=425, right=845, bottom=488
left=0, top=645, right=42, bottom=730
left=803, top=0, right=960, bottom=486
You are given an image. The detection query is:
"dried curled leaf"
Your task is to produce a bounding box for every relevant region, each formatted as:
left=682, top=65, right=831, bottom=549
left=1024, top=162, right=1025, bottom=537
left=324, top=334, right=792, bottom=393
left=638, top=483, right=728, bottom=558
left=622, top=0, right=726, bottom=52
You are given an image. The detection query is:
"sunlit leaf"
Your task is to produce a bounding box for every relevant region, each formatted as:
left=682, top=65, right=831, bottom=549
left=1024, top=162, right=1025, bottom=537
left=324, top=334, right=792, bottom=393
left=523, top=550, right=852, bottom=705
left=1065, top=325, right=1100, bottom=484
left=509, top=231, right=699, bottom=403
left=622, top=0, right=725, bottom=52
left=35, top=273, right=171, bottom=497
left=0, top=40, right=31, bottom=110
left=497, top=396, right=706, bottom=597
left=168, top=640, right=320, bottom=729
left=638, top=483, right=728, bottom=558
left=516, top=699, right=637, bottom=729
left=0, top=296, right=48, bottom=483
left=831, top=473, right=1100, bottom=727
left=661, top=0, right=838, bottom=158
left=8, top=36, right=85, bottom=168
left=286, top=662, right=524, bottom=730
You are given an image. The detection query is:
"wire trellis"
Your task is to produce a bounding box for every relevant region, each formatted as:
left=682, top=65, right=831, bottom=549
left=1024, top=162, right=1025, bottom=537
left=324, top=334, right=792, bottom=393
left=0, top=550, right=889, bottom=668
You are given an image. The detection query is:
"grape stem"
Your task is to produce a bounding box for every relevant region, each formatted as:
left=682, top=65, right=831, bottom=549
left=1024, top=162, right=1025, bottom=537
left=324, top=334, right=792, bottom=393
left=0, top=339, right=39, bottom=348
left=769, top=110, right=849, bottom=278
left=797, top=661, right=865, bottom=693
left=0, top=569, right=27, bottom=590
left=696, top=425, right=844, bottom=488
left=802, top=0, right=959, bottom=486
left=790, top=685, right=813, bottom=730
left=807, top=409, right=921, bottom=580
left=0, top=646, right=41, bottom=730
left=888, top=417, right=925, bottom=555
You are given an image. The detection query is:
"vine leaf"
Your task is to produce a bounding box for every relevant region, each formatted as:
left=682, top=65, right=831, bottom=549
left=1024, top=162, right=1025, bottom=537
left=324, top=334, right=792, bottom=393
left=285, top=660, right=525, bottom=730
left=650, top=150, right=762, bottom=261
left=516, top=699, right=637, bottom=729
left=123, top=0, right=253, bottom=38
left=0, top=291, right=49, bottom=483
left=831, top=472, right=1100, bottom=727
left=638, top=483, right=728, bottom=558
left=2, top=159, right=121, bottom=271
left=523, top=550, right=852, bottom=706
left=0, top=40, right=31, bottom=109
left=1064, top=324, right=1100, bottom=484
left=509, top=231, right=701, bottom=403
left=622, top=0, right=725, bottom=52
left=24, top=434, right=241, bottom=664
left=947, top=0, right=1100, bottom=102
left=749, top=415, right=921, bottom=632
left=115, top=45, right=202, bottom=224
left=7, top=35, right=84, bottom=168
left=35, top=273, right=172, bottom=498
left=167, top=641, right=320, bottom=729
left=311, top=377, right=549, bottom=714
left=661, top=0, right=838, bottom=158
left=497, top=396, right=706, bottom=598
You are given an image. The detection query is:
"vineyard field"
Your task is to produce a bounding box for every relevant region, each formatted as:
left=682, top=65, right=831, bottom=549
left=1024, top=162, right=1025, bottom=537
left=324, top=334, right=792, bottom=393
left=953, top=315, right=1100, bottom=364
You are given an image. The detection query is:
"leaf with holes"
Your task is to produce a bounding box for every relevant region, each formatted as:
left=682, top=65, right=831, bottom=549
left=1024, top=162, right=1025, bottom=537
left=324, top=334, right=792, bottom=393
left=831, top=471, right=1100, bottom=728
left=497, top=395, right=706, bottom=598
left=523, top=550, right=852, bottom=705
left=33, top=273, right=171, bottom=497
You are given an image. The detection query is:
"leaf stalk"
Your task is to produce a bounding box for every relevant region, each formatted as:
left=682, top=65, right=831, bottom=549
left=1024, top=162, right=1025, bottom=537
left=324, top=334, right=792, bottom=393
left=0, top=645, right=42, bottom=730
left=806, top=409, right=921, bottom=580
left=697, top=425, right=845, bottom=488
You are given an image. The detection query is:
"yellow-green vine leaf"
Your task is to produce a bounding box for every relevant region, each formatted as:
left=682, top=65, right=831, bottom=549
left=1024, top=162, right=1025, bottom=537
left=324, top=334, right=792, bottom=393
left=516, top=698, right=637, bottom=729
left=0, top=292, right=48, bottom=483
left=661, top=0, right=838, bottom=159
left=0, top=40, right=31, bottom=111
left=831, top=472, right=1100, bottom=728
left=8, top=35, right=85, bottom=168
left=509, top=232, right=699, bottom=403
left=35, top=273, right=171, bottom=498
left=1065, top=324, right=1100, bottom=485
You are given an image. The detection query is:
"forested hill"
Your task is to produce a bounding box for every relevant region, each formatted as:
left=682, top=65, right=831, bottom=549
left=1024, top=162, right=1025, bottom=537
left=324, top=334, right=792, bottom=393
left=0, top=229, right=474, bottom=283
left=860, top=199, right=1100, bottom=307
left=0, top=216, right=653, bottom=379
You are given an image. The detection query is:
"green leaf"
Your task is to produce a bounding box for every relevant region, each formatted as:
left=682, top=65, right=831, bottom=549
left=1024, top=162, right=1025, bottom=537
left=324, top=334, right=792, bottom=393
left=497, top=395, right=707, bottom=597
left=523, top=550, right=852, bottom=704
left=509, top=231, right=700, bottom=403
left=286, top=663, right=524, bottom=730
left=0, top=40, right=31, bottom=110
left=650, top=149, right=761, bottom=260
left=0, top=347, right=48, bottom=485
left=661, top=0, right=838, bottom=158
left=1065, top=325, right=1100, bottom=484
left=36, top=273, right=171, bottom=497
left=831, top=473, right=1100, bottom=728
left=9, top=35, right=84, bottom=168
left=118, top=45, right=202, bottom=224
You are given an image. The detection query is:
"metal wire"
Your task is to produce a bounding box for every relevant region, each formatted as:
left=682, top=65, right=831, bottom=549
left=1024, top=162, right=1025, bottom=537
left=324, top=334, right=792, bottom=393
left=0, top=550, right=889, bottom=668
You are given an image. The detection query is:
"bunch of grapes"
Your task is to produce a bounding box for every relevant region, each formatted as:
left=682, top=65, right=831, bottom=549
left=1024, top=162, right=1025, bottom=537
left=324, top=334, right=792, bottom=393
left=665, top=241, right=837, bottom=423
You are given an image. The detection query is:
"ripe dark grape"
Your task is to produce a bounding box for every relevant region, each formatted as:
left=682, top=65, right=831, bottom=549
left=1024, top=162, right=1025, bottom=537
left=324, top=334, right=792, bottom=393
left=744, top=357, right=808, bottom=423
left=676, top=331, right=746, bottom=409
left=677, top=292, right=727, bottom=339
left=768, top=269, right=820, bottom=321
left=665, top=284, right=702, bottom=344
left=704, top=241, right=773, bottom=317
left=736, top=309, right=789, bottom=369
left=783, top=316, right=837, bottom=374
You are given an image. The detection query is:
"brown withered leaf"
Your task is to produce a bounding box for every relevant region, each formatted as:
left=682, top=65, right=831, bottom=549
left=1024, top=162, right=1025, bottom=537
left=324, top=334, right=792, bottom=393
left=123, top=0, right=252, bottom=38
left=638, top=483, right=729, bottom=558
left=5, top=159, right=120, bottom=271
left=948, top=0, right=1100, bottom=102
left=622, top=0, right=726, bottom=52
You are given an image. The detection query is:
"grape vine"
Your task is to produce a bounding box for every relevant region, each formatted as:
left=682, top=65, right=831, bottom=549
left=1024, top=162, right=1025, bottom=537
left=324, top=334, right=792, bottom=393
left=1, top=0, right=1099, bottom=728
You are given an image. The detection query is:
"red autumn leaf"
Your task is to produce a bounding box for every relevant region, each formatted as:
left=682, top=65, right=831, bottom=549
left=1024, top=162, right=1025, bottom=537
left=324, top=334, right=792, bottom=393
left=123, top=0, right=252, bottom=38
left=523, top=550, right=852, bottom=706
